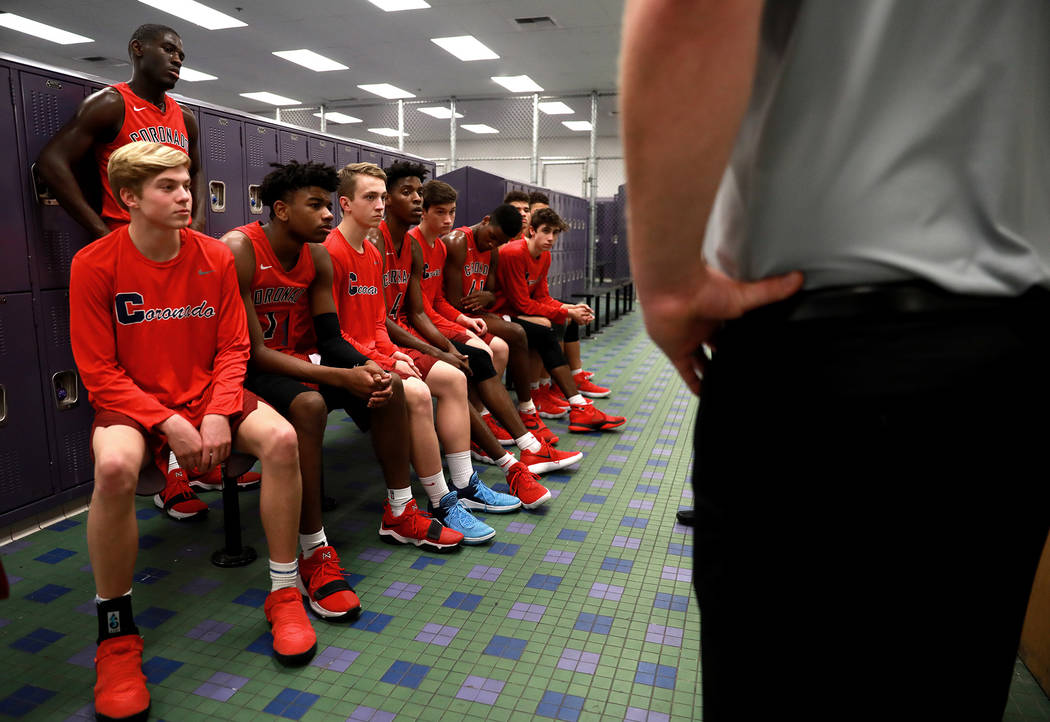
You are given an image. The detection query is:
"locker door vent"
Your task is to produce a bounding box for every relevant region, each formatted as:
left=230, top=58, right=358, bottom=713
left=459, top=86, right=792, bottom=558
left=63, top=427, right=91, bottom=476
left=47, top=304, right=70, bottom=349
left=0, top=450, right=21, bottom=485
left=207, top=125, right=228, bottom=165
left=247, top=133, right=267, bottom=168
left=0, top=311, right=7, bottom=359
left=44, top=230, right=75, bottom=278
left=29, top=90, right=63, bottom=137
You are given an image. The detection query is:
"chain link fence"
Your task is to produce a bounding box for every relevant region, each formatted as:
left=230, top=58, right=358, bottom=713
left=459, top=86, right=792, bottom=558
left=265, top=92, right=628, bottom=284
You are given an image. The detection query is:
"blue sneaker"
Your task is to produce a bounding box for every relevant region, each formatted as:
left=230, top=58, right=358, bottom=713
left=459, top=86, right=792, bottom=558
left=455, top=472, right=521, bottom=513
left=432, top=490, right=495, bottom=545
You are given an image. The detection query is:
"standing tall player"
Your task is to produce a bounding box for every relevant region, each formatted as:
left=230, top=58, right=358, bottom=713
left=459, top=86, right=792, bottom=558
left=70, top=143, right=316, bottom=720
left=222, top=161, right=465, bottom=620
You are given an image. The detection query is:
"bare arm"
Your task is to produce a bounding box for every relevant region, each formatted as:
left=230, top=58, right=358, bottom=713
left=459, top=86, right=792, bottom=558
left=37, top=88, right=123, bottom=239
left=442, top=231, right=469, bottom=311
left=621, top=0, right=802, bottom=393
left=182, top=107, right=206, bottom=233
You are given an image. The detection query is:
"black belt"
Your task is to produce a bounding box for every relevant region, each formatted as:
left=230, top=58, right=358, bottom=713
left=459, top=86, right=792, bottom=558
left=746, top=281, right=1050, bottom=323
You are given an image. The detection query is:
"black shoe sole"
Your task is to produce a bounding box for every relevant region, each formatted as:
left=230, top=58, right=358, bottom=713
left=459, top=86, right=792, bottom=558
left=96, top=703, right=150, bottom=721
left=273, top=641, right=317, bottom=667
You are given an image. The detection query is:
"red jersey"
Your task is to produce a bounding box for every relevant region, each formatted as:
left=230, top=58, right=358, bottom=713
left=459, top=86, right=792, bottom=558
left=69, top=226, right=248, bottom=431
left=235, top=222, right=316, bottom=360
left=456, top=226, right=492, bottom=297
left=324, top=228, right=399, bottom=370
left=379, top=221, right=413, bottom=329
left=407, top=226, right=462, bottom=337
left=493, top=238, right=567, bottom=323
left=94, top=83, right=190, bottom=229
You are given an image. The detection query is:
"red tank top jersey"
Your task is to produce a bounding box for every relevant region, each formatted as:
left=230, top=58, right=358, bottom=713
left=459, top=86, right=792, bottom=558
left=379, top=221, right=413, bottom=329
left=235, top=222, right=317, bottom=360
left=95, top=83, right=190, bottom=229
left=408, top=226, right=462, bottom=334
left=324, top=228, right=399, bottom=370
left=492, top=238, right=567, bottom=323
left=456, top=226, right=493, bottom=297
left=69, top=226, right=248, bottom=431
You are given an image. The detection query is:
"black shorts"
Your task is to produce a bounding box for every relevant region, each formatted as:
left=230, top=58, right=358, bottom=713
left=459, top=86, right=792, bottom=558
left=450, top=339, right=497, bottom=382
left=245, top=371, right=371, bottom=431
left=511, top=318, right=568, bottom=370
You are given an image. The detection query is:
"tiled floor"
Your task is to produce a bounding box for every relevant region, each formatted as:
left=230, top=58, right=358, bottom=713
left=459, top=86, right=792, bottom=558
left=0, top=309, right=1047, bottom=721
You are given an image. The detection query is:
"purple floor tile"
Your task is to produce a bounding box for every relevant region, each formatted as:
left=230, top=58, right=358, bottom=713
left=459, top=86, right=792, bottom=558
left=0, top=540, right=32, bottom=555
left=179, top=577, right=222, bottom=596
left=505, top=521, right=536, bottom=535
left=645, top=624, right=684, bottom=647
left=627, top=499, right=654, bottom=511
left=549, top=489, right=563, bottom=500
left=64, top=703, right=96, bottom=720
left=681, top=489, right=694, bottom=499
left=672, top=522, right=693, bottom=535
left=75, top=601, right=97, bottom=616
left=606, top=454, right=629, bottom=463
left=612, top=535, right=642, bottom=550
left=66, top=643, right=97, bottom=669
left=507, top=601, right=547, bottom=622
left=661, top=565, right=692, bottom=583
left=358, top=548, right=393, bottom=563
left=382, top=581, right=422, bottom=601
left=311, top=646, right=360, bottom=673
left=590, top=480, right=615, bottom=489
left=347, top=705, right=396, bottom=721
left=557, top=648, right=601, bottom=674
left=543, top=550, right=576, bottom=565
left=588, top=582, right=625, bottom=602
left=455, top=674, right=505, bottom=705
left=466, top=565, right=503, bottom=582
left=414, top=622, right=459, bottom=646
left=185, top=619, right=233, bottom=642
left=625, top=707, right=671, bottom=722
left=569, top=510, right=598, bottom=522
left=193, top=671, right=250, bottom=702
left=641, top=471, right=664, bottom=480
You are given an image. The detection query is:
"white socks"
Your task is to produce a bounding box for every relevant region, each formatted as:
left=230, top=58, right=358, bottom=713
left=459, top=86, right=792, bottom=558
left=419, top=471, right=451, bottom=505
left=269, top=559, right=298, bottom=591
left=387, top=486, right=414, bottom=516
left=299, top=529, right=327, bottom=559
left=446, top=450, right=473, bottom=489
left=515, top=432, right=542, bottom=453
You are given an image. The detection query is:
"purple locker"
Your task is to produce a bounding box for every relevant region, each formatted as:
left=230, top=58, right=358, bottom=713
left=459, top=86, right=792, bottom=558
left=19, top=70, right=93, bottom=290
left=244, top=122, right=278, bottom=219
left=308, top=136, right=338, bottom=212
left=0, top=292, right=56, bottom=513
left=336, top=143, right=360, bottom=168
left=200, top=111, right=246, bottom=237
left=359, top=147, right=381, bottom=167
left=380, top=153, right=400, bottom=173
left=279, top=130, right=308, bottom=164
left=36, top=289, right=93, bottom=491
left=0, top=66, right=32, bottom=293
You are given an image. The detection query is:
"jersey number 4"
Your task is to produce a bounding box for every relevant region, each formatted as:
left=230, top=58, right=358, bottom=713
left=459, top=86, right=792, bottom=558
left=261, top=311, right=290, bottom=347
left=388, top=291, right=404, bottom=320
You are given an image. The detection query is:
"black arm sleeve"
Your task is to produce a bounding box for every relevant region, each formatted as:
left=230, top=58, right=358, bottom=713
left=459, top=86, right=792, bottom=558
left=314, top=312, right=368, bottom=369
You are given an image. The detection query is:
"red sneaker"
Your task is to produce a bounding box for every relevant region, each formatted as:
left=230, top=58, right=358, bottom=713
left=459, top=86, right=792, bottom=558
left=94, top=635, right=149, bottom=722
left=482, top=413, right=515, bottom=446
left=153, top=468, right=208, bottom=521
left=568, top=403, right=626, bottom=433
left=572, top=372, right=611, bottom=399
left=547, top=382, right=570, bottom=405
left=379, top=499, right=463, bottom=550
left=505, top=462, right=552, bottom=509
left=470, top=440, right=496, bottom=465
left=520, top=410, right=559, bottom=446
left=520, top=439, right=583, bottom=474
left=189, top=467, right=262, bottom=492
left=264, top=587, right=317, bottom=666
left=533, top=386, right=569, bottom=419
left=297, top=546, right=361, bottom=621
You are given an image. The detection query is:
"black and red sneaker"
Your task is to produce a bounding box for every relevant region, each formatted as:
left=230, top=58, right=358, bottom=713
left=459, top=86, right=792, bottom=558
left=298, top=546, right=361, bottom=621
left=520, top=410, right=560, bottom=446
left=379, top=499, right=464, bottom=551
left=568, top=403, right=626, bottom=433
left=153, top=468, right=208, bottom=521
left=264, top=587, right=317, bottom=666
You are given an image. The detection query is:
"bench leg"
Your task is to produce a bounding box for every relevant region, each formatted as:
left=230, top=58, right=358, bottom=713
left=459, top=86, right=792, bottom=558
left=211, top=461, right=257, bottom=568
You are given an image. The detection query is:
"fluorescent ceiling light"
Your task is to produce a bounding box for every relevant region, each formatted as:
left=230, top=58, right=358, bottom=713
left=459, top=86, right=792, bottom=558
left=538, top=101, right=574, bottom=115
left=368, top=0, right=430, bottom=10
left=563, top=120, right=593, bottom=131
left=369, top=127, right=408, bottom=137
left=272, top=49, right=348, bottom=72
left=240, top=91, right=301, bottom=106
left=177, top=67, right=217, bottom=82
left=358, top=83, right=415, bottom=99
left=0, top=12, right=93, bottom=44
left=314, top=111, right=363, bottom=124
left=431, top=35, right=499, bottom=62
left=417, top=107, right=463, bottom=120
left=461, top=124, right=499, bottom=135
left=491, top=75, right=543, bottom=93
left=137, top=0, right=246, bottom=30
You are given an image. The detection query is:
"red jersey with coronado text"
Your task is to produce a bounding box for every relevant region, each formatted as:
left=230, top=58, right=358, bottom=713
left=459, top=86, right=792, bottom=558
left=95, top=83, right=190, bottom=229
left=493, top=238, right=567, bottom=323
left=378, top=221, right=414, bottom=330
left=456, top=226, right=493, bottom=298
left=324, top=228, right=399, bottom=370
left=235, top=222, right=317, bottom=361
left=69, top=226, right=248, bottom=431
left=407, top=226, right=463, bottom=336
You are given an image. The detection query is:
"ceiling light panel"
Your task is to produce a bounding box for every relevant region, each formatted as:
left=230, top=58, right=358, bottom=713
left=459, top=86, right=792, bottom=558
left=240, top=91, right=301, bottom=106
left=272, top=50, right=348, bottom=72
left=538, top=101, right=574, bottom=115
left=417, top=107, right=464, bottom=119
left=137, top=0, right=247, bottom=30
left=314, top=112, right=363, bottom=124
left=430, top=36, right=499, bottom=62
left=562, top=120, right=593, bottom=131
left=177, top=67, right=217, bottom=82
left=461, top=124, right=499, bottom=134
left=358, top=83, right=415, bottom=99
left=369, top=127, right=408, bottom=137
left=491, top=75, right=543, bottom=93
left=368, top=0, right=430, bottom=10
left=0, top=13, right=93, bottom=44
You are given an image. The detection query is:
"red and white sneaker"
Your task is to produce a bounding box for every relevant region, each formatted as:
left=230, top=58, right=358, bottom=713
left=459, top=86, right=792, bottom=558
left=505, top=462, right=552, bottom=509
left=265, top=587, right=317, bottom=666
left=470, top=440, right=496, bottom=465
left=188, top=467, right=262, bottom=492
left=153, top=468, right=208, bottom=521
left=297, top=546, right=361, bottom=621
left=520, top=410, right=559, bottom=445
left=572, top=372, right=611, bottom=398
left=94, top=636, right=149, bottom=721
left=520, top=439, right=583, bottom=474
left=533, top=386, right=569, bottom=419
left=482, top=412, right=515, bottom=446
left=568, top=402, right=626, bottom=433
left=547, top=383, right=570, bottom=405
left=379, top=499, right=464, bottom=551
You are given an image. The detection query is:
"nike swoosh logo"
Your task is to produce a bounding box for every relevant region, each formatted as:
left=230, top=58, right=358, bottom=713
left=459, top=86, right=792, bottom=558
left=260, top=264, right=273, bottom=270
left=132, top=105, right=148, bottom=112
left=198, top=270, right=212, bottom=275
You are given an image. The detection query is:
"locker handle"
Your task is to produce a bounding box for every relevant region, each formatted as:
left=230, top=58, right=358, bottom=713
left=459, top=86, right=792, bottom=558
left=248, top=184, right=263, bottom=215
left=30, top=163, right=60, bottom=206
left=209, top=180, right=226, bottom=212
left=52, top=370, right=80, bottom=411
left=0, top=385, right=5, bottom=425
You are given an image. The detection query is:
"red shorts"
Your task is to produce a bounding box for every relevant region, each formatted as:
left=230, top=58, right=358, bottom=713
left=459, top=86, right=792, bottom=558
left=91, top=391, right=261, bottom=461
left=401, top=348, right=439, bottom=380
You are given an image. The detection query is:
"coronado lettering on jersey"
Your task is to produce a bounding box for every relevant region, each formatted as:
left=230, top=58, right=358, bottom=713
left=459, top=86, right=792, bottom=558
left=252, top=286, right=307, bottom=306
left=465, top=261, right=489, bottom=276
left=127, top=125, right=190, bottom=151
left=115, top=292, right=216, bottom=325
left=347, top=272, right=379, bottom=296
left=383, top=268, right=409, bottom=288
left=422, top=263, right=441, bottom=280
